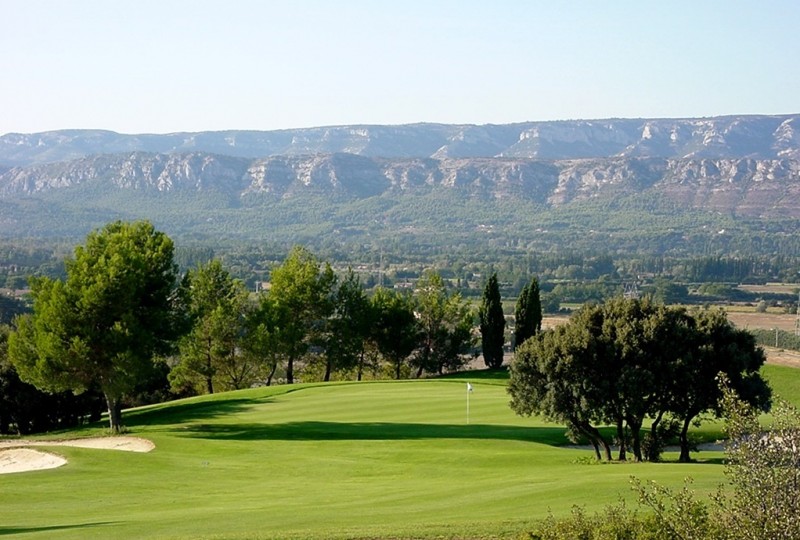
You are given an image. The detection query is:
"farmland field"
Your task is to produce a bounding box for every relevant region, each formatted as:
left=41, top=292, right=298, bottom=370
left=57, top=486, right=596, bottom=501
left=725, top=310, right=798, bottom=333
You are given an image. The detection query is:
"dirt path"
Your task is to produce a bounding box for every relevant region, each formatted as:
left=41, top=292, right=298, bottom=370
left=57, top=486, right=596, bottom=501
left=764, top=347, right=800, bottom=368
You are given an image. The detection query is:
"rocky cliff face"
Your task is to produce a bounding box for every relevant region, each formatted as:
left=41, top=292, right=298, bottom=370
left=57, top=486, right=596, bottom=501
left=2, top=152, right=798, bottom=218
left=2, top=115, right=799, bottom=167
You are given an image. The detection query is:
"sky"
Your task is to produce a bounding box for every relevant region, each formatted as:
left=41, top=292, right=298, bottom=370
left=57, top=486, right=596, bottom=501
left=2, top=1, right=799, bottom=135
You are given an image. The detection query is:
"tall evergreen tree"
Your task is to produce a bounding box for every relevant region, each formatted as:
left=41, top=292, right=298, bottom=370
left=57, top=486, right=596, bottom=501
left=514, top=277, right=542, bottom=350
left=479, top=272, right=506, bottom=368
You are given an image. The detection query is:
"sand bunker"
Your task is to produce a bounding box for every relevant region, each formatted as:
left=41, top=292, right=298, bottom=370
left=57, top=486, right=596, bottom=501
left=0, top=448, right=67, bottom=474
left=0, top=436, right=154, bottom=475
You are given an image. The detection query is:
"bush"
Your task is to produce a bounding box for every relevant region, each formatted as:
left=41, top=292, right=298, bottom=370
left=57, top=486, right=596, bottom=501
left=526, top=503, right=669, bottom=540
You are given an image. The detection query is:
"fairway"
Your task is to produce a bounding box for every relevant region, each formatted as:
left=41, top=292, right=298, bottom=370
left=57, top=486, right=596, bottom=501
left=0, top=374, right=754, bottom=539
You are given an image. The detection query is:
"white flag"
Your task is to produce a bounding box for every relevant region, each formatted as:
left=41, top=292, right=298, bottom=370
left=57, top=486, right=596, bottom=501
left=467, top=382, right=473, bottom=392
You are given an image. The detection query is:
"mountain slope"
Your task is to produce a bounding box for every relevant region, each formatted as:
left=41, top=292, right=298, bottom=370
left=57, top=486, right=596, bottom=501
left=2, top=152, right=798, bottom=219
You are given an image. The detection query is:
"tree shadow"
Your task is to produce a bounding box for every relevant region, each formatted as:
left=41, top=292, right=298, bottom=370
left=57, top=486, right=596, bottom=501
left=179, top=421, right=570, bottom=445
left=125, top=397, right=271, bottom=427
left=0, top=522, right=118, bottom=536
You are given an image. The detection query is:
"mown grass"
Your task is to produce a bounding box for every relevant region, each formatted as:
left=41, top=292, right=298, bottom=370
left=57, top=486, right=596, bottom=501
left=2, top=367, right=799, bottom=540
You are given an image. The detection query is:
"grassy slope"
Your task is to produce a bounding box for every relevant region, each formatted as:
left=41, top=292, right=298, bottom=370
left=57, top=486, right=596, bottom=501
left=3, top=367, right=798, bottom=540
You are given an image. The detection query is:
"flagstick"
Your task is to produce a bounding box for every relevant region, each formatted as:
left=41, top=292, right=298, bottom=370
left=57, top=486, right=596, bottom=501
left=467, top=384, right=470, bottom=424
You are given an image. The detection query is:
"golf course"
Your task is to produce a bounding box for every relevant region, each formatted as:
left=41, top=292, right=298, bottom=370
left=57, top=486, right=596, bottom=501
left=1, top=365, right=798, bottom=540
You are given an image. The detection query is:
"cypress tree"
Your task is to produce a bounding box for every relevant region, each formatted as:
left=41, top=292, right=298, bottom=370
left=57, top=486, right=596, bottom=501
left=514, top=277, right=542, bottom=350
left=479, top=272, right=506, bottom=368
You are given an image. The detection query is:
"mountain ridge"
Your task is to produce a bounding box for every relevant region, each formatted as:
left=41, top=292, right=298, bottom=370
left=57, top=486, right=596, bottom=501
left=2, top=114, right=798, bottom=167
left=1, top=114, right=798, bottom=252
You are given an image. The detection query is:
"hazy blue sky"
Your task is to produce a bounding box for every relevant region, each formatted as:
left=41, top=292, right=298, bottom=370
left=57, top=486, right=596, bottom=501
left=2, top=1, right=798, bottom=134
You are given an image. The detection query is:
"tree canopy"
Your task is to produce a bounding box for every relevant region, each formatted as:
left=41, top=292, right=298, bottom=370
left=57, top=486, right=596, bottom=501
left=412, top=271, right=476, bottom=377
left=266, top=246, right=336, bottom=384
left=169, top=259, right=256, bottom=395
left=509, top=297, right=771, bottom=462
left=8, top=220, right=182, bottom=432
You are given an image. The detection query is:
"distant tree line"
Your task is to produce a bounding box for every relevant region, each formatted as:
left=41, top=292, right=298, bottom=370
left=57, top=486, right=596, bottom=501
left=3, top=233, right=800, bottom=297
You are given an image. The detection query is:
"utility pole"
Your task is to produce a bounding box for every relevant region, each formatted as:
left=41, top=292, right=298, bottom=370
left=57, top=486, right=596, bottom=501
left=795, top=290, right=800, bottom=337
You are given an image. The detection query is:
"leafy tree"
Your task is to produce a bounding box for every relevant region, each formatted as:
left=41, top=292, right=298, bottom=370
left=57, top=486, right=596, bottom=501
left=513, top=277, right=542, bottom=350
left=324, top=269, right=371, bottom=381
left=412, top=271, right=475, bottom=377
left=170, top=259, right=254, bottom=394
left=670, top=308, right=771, bottom=462
left=509, top=321, right=614, bottom=461
left=510, top=297, right=770, bottom=463
left=601, top=298, right=694, bottom=461
left=650, top=278, right=689, bottom=304
left=267, top=246, right=336, bottom=383
left=370, top=288, right=418, bottom=380
left=479, top=272, right=506, bottom=368
left=245, top=294, right=283, bottom=386
left=8, top=221, right=182, bottom=432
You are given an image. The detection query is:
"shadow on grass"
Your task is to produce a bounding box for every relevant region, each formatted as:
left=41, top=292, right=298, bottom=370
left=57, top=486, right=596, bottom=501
left=438, top=367, right=510, bottom=382
left=0, top=522, right=118, bottom=536
left=178, top=421, right=728, bottom=463
left=180, top=421, right=570, bottom=445
left=125, top=397, right=270, bottom=427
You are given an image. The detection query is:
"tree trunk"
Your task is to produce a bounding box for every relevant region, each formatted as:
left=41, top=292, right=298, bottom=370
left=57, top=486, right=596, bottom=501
left=357, top=350, right=364, bottom=382
left=585, top=423, right=613, bottom=461
left=589, top=439, right=601, bottom=460
left=266, top=362, right=277, bottom=386
left=573, top=418, right=613, bottom=461
left=205, top=339, right=214, bottom=393
left=616, top=418, right=627, bottom=461
left=105, top=393, right=123, bottom=433
left=629, top=418, right=643, bottom=462
left=647, top=410, right=664, bottom=462
left=324, top=358, right=332, bottom=382
left=287, top=354, right=294, bottom=384
left=395, top=360, right=402, bottom=380
left=679, top=416, right=694, bottom=463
